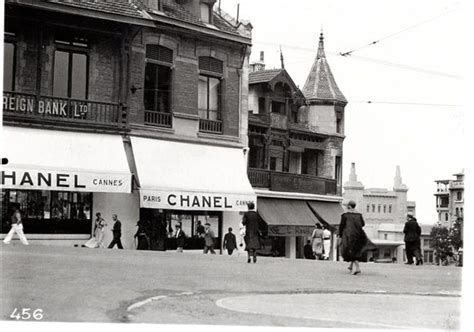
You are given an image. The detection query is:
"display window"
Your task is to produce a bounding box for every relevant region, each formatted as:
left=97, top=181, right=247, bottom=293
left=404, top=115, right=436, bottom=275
left=1, top=189, right=92, bottom=234
left=139, top=208, right=222, bottom=251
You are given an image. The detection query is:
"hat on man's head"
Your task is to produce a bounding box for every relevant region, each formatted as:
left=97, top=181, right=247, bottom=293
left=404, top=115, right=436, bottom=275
left=407, top=212, right=414, bottom=217
left=347, top=200, right=356, bottom=208
left=205, top=222, right=211, bottom=226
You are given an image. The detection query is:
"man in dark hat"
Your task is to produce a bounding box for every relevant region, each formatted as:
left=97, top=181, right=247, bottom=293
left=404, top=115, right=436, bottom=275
left=242, top=202, right=261, bottom=263
left=403, top=212, right=422, bottom=265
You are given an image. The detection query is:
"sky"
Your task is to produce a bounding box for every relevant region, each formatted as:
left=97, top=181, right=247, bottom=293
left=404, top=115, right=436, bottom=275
left=220, top=0, right=466, bottom=224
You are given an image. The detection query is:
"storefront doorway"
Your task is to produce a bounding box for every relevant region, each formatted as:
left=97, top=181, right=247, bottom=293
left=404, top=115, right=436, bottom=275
left=139, top=208, right=223, bottom=252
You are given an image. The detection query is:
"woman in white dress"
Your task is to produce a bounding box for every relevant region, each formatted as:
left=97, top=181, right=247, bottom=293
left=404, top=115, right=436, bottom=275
left=84, top=212, right=107, bottom=248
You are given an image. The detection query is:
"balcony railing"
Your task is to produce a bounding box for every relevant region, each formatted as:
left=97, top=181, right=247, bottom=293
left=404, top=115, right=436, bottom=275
left=248, top=168, right=337, bottom=195
left=144, top=110, right=172, bottom=128
left=199, top=118, right=222, bottom=134
left=249, top=113, right=287, bottom=130
left=3, top=91, right=124, bottom=129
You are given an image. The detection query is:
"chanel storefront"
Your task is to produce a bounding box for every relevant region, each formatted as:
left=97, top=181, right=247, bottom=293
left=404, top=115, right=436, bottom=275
left=1, top=126, right=133, bottom=246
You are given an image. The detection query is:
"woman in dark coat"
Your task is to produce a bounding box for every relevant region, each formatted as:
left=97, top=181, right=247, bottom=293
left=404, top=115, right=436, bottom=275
left=338, top=200, right=371, bottom=275
left=242, top=202, right=260, bottom=264
left=134, top=219, right=150, bottom=250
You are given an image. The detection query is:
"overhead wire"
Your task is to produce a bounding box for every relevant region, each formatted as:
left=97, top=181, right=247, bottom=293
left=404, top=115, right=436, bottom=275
left=339, top=4, right=460, bottom=57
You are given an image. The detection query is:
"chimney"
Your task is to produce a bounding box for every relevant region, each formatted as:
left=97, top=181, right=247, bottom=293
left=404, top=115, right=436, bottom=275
left=250, top=51, right=266, bottom=72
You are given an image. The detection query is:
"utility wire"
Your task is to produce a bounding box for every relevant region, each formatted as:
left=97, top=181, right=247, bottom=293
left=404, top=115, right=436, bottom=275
left=348, top=100, right=462, bottom=107
left=253, top=40, right=462, bottom=80
left=339, top=5, right=460, bottom=57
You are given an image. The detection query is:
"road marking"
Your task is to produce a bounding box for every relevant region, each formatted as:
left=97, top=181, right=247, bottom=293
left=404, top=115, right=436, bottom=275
left=127, top=292, right=194, bottom=312
left=127, top=296, right=167, bottom=311
left=216, top=298, right=420, bottom=329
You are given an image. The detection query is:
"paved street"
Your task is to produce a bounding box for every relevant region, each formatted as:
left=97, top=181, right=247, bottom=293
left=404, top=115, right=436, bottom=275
left=0, top=244, right=462, bottom=329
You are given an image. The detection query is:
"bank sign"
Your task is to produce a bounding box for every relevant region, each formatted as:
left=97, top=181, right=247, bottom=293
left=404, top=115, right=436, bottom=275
left=1, top=168, right=131, bottom=193
left=3, top=95, right=88, bottom=118
left=140, top=189, right=256, bottom=212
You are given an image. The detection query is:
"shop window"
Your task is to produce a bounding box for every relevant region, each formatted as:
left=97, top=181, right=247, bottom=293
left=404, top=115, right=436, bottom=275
left=1, top=189, right=92, bottom=234
left=3, top=39, right=15, bottom=91
left=53, top=34, right=89, bottom=99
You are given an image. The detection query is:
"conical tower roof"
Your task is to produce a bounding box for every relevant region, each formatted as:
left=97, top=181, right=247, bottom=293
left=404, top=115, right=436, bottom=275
left=302, top=33, right=347, bottom=104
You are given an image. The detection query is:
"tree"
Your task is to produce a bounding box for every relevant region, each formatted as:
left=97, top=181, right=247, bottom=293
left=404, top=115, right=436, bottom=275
left=430, top=225, right=453, bottom=265
left=449, top=217, right=463, bottom=251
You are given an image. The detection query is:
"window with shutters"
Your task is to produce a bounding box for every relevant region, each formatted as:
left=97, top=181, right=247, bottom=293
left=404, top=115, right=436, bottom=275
left=3, top=33, right=16, bottom=91
left=198, top=57, right=223, bottom=121
left=144, top=45, right=173, bottom=114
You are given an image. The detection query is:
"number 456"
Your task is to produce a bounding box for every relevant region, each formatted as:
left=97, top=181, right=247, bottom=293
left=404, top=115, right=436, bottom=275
left=10, top=308, right=43, bottom=320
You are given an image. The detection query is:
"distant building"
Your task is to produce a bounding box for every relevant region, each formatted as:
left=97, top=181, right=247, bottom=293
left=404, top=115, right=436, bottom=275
left=434, top=171, right=464, bottom=228
left=343, top=163, right=414, bottom=225
left=364, top=223, right=435, bottom=264
left=342, top=162, right=427, bottom=263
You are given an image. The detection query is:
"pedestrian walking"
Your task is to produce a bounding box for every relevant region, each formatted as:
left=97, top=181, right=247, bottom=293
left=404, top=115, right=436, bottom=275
left=203, top=222, right=216, bottom=254
left=108, top=214, right=123, bottom=249
left=403, top=212, right=423, bottom=265
left=134, top=219, right=150, bottom=250
left=84, top=212, right=107, bottom=248
left=311, top=223, right=324, bottom=260
left=304, top=240, right=315, bottom=260
left=322, top=226, right=331, bottom=260
left=175, top=224, right=186, bottom=253
left=242, top=202, right=260, bottom=263
left=223, top=227, right=238, bottom=255
left=338, top=200, right=372, bottom=275
left=3, top=207, right=29, bottom=245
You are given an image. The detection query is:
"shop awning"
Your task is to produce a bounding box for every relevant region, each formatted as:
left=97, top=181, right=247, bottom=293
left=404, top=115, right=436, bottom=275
left=1, top=126, right=132, bottom=193
left=307, top=200, right=344, bottom=229
left=257, top=198, right=319, bottom=236
left=131, top=137, right=256, bottom=211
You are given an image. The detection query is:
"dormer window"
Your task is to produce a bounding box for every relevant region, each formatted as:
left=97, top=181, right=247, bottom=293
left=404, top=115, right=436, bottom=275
left=147, top=0, right=162, bottom=12
left=200, top=3, right=211, bottom=23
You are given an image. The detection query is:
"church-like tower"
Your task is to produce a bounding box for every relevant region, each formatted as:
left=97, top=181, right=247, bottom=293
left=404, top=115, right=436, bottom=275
left=301, top=32, right=347, bottom=194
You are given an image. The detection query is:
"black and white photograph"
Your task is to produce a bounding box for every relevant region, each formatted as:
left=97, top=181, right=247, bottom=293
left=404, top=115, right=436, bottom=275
left=0, top=0, right=469, bottom=331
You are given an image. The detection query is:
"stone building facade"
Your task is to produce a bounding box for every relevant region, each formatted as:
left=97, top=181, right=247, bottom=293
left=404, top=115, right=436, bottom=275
left=2, top=0, right=255, bottom=252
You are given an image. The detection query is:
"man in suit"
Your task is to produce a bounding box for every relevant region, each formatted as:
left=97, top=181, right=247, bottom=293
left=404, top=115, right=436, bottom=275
left=403, top=212, right=422, bottom=265
left=108, top=214, right=123, bottom=249
left=223, top=227, right=238, bottom=255
left=203, top=222, right=216, bottom=254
